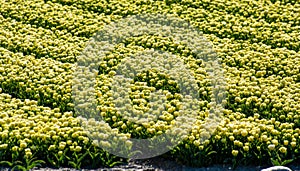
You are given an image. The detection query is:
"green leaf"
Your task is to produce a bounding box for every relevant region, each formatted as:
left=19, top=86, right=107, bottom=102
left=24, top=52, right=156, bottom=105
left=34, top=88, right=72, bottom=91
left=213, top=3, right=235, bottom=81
left=31, top=159, right=46, bottom=166
left=207, top=151, right=217, bottom=156
left=12, top=165, right=27, bottom=171
left=78, top=151, right=89, bottom=163
left=271, top=158, right=280, bottom=166
left=68, top=161, right=77, bottom=168
left=0, top=161, right=13, bottom=167
left=281, top=159, right=294, bottom=166
left=109, top=161, right=124, bottom=168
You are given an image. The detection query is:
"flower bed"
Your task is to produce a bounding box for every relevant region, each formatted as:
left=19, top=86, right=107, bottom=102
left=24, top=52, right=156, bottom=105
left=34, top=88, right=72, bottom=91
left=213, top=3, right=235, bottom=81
left=0, top=0, right=299, bottom=170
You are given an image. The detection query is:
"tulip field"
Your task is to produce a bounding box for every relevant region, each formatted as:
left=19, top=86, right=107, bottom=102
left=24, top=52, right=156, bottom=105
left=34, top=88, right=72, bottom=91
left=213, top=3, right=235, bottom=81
left=0, top=0, right=299, bottom=170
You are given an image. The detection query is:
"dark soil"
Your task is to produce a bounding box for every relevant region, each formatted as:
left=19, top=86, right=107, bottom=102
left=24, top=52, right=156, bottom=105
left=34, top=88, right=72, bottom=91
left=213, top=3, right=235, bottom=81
left=116, top=156, right=299, bottom=171
left=2, top=156, right=300, bottom=171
